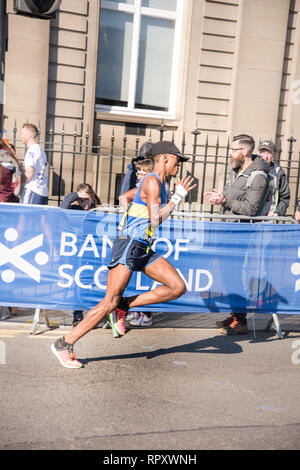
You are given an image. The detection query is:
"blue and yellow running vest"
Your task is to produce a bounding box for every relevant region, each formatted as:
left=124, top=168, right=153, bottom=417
left=118, top=172, right=167, bottom=245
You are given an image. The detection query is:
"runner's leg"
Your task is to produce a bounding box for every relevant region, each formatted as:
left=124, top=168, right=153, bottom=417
left=64, top=263, right=132, bottom=344
left=125, top=256, right=186, bottom=309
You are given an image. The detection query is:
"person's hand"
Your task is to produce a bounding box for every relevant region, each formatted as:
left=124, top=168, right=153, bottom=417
left=77, top=190, right=94, bottom=210
left=170, top=176, right=197, bottom=206
left=268, top=213, right=278, bottom=224
left=295, top=210, right=300, bottom=221
left=175, top=175, right=197, bottom=194
left=204, top=189, right=225, bottom=205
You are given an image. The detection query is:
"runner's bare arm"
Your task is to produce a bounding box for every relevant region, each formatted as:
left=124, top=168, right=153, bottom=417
left=119, top=187, right=138, bottom=209
left=141, top=175, right=196, bottom=229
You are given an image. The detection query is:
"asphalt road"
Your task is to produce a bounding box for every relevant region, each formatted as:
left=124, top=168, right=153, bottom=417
left=0, top=316, right=300, bottom=451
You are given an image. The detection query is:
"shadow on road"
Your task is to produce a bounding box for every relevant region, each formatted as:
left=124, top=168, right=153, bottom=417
left=81, top=331, right=280, bottom=366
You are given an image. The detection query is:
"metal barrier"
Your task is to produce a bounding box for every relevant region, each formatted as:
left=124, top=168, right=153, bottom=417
left=28, top=206, right=296, bottom=338
left=197, top=213, right=296, bottom=224
left=89, top=207, right=297, bottom=339
left=93, top=205, right=297, bottom=224
left=174, top=211, right=295, bottom=338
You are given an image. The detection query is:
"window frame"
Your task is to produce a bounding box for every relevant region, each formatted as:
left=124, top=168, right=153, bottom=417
left=95, top=0, right=184, bottom=120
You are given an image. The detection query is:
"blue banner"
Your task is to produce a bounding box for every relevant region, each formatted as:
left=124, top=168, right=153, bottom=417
left=0, top=203, right=299, bottom=315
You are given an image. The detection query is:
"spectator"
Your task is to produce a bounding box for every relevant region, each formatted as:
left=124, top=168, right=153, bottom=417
left=119, top=157, right=155, bottom=327
left=119, top=141, right=152, bottom=196
left=120, top=140, right=171, bottom=200
left=0, top=139, right=24, bottom=320
left=60, top=183, right=101, bottom=211
left=0, top=139, right=24, bottom=203
left=20, top=123, right=48, bottom=205
left=204, top=134, right=271, bottom=335
left=60, top=183, right=101, bottom=327
left=258, top=140, right=290, bottom=216
left=295, top=204, right=300, bottom=221
left=117, top=143, right=154, bottom=328
left=119, top=157, right=154, bottom=210
left=205, top=134, right=271, bottom=218
left=19, top=124, right=48, bottom=328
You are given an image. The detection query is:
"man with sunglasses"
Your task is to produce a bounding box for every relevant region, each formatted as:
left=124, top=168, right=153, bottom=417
left=204, top=134, right=271, bottom=335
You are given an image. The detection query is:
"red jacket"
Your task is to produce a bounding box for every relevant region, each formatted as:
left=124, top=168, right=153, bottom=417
left=0, top=164, right=19, bottom=203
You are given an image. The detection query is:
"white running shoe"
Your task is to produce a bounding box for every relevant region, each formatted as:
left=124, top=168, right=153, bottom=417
left=125, top=311, right=136, bottom=322
left=129, top=312, right=152, bottom=327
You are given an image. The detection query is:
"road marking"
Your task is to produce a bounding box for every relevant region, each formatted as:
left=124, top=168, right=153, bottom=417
left=0, top=335, right=19, bottom=338
left=25, top=320, right=61, bottom=328
left=0, top=329, right=28, bottom=336
left=0, top=328, right=70, bottom=339
left=29, top=334, right=68, bottom=339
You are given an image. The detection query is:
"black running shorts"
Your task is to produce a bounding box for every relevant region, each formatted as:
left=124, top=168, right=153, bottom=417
left=107, top=237, right=161, bottom=272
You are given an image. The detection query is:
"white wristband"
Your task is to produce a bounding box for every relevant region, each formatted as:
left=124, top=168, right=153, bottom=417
left=170, top=193, right=182, bottom=205
left=175, top=184, right=188, bottom=199
left=170, top=184, right=188, bottom=206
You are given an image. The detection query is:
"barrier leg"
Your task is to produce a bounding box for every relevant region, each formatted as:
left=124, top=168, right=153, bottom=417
left=30, top=308, right=40, bottom=335
left=102, top=320, right=111, bottom=329
left=265, top=314, right=283, bottom=339
left=272, top=313, right=283, bottom=339
left=43, top=310, right=50, bottom=329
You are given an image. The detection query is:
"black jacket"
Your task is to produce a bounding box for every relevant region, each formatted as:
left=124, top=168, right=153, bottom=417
left=221, top=155, right=270, bottom=216
left=60, top=192, right=97, bottom=210
left=120, top=163, right=137, bottom=195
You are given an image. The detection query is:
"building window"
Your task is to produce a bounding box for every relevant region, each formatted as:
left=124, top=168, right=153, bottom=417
left=96, top=0, right=184, bottom=119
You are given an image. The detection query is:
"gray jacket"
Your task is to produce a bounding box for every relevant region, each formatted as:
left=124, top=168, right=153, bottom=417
left=221, top=156, right=270, bottom=216
left=268, top=162, right=290, bottom=216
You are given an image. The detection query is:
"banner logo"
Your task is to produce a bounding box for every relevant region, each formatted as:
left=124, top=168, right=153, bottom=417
left=290, top=247, right=300, bottom=292
left=0, top=228, right=48, bottom=283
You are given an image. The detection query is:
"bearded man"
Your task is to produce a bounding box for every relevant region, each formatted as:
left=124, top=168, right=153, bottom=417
left=204, top=134, right=270, bottom=335
left=204, top=134, right=270, bottom=217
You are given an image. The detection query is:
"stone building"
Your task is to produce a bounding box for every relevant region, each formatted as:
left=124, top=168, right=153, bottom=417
left=3, top=0, right=300, bottom=211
